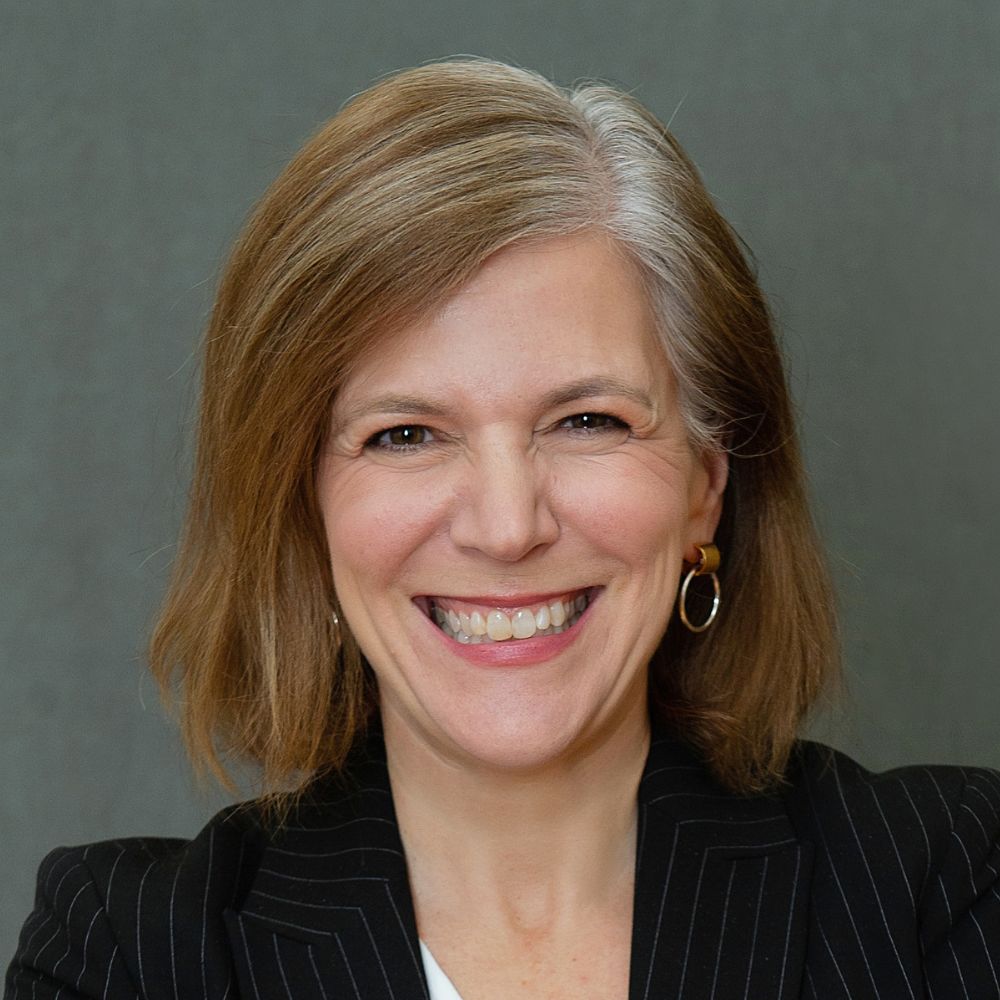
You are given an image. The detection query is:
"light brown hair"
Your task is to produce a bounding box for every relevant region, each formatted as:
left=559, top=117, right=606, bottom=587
left=150, top=57, right=838, bottom=803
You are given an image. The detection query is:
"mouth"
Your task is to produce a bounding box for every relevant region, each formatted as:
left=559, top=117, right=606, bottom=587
left=415, top=587, right=600, bottom=645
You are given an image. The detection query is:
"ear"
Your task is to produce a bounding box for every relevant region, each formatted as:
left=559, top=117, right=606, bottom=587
left=685, top=447, right=728, bottom=561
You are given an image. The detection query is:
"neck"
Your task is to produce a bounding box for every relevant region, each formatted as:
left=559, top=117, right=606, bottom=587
left=384, top=701, right=650, bottom=935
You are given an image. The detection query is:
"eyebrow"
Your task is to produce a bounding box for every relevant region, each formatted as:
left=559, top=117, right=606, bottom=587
left=539, top=376, right=655, bottom=412
left=337, top=376, right=656, bottom=425
left=336, top=395, right=453, bottom=425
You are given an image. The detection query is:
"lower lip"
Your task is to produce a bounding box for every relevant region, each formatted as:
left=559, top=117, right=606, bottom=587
left=423, top=598, right=596, bottom=667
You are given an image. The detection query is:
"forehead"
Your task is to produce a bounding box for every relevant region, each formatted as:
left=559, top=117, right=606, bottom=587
left=334, top=232, right=674, bottom=416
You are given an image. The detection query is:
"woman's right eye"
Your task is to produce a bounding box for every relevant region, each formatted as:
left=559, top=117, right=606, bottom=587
left=364, top=425, right=435, bottom=451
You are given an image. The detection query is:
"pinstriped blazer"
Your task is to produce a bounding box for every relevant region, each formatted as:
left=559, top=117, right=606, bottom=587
left=7, top=724, right=1000, bottom=999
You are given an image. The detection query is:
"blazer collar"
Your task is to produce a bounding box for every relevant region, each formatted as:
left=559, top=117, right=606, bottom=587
left=226, top=723, right=811, bottom=999
left=630, top=732, right=812, bottom=999
left=225, top=728, right=428, bottom=999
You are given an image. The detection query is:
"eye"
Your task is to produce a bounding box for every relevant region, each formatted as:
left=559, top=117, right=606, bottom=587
left=560, top=412, right=630, bottom=434
left=365, top=424, right=436, bottom=451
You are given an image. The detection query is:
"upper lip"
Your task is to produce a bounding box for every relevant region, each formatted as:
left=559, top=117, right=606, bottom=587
left=415, top=586, right=599, bottom=610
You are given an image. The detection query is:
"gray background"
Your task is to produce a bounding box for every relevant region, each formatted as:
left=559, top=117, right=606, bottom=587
left=3, top=0, right=998, bottom=953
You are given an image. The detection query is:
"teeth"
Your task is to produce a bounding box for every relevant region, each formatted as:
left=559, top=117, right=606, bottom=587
left=486, top=610, right=513, bottom=640
left=511, top=609, right=536, bottom=639
left=430, top=591, right=591, bottom=644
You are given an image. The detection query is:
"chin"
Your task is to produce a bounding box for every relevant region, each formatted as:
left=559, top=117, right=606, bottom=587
left=426, top=695, right=619, bottom=775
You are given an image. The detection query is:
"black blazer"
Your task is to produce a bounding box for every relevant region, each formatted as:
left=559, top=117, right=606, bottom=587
left=7, top=726, right=1000, bottom=999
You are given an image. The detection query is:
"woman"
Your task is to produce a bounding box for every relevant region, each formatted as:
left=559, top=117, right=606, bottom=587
left=7, top=58, right=999, bottom=1000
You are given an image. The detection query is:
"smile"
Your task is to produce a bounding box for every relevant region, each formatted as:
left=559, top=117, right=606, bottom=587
left=420, top=589, right=596, bottom=644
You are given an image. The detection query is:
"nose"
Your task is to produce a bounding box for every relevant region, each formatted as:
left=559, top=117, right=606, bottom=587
left=449, top=438, right=560, bottom=562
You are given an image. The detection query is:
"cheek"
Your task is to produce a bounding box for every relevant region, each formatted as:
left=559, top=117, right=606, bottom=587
left=319, top=464, right=446, bottom=588
left=555, top=455, right=694, bottom=563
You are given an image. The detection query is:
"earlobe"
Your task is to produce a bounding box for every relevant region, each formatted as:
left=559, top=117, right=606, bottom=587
left=686, top=447, right=728, bottom=561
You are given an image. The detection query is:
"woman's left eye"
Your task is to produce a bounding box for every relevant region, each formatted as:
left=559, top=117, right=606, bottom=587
left=560, top=412, right=630, bottom=434
left=365, top=425, right=436, bottom=451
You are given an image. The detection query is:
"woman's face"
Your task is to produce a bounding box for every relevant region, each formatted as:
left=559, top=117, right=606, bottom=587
left=318, top=232, right=726, bottom=772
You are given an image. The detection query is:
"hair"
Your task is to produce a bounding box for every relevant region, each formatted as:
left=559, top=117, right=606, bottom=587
left=150, top=56, right=839, bottom=806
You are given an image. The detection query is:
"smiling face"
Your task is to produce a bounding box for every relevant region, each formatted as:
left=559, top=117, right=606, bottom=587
left=317, top=232, right=727, bottom=774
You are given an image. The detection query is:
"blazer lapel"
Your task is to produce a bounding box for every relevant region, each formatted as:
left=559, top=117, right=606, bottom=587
left=225, top=731, right=429, bottom=1000
left=629, top=733, right=813, bottom=1000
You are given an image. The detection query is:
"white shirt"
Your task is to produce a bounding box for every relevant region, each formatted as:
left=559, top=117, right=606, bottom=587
left=420, top=940, right=466, bottom=1000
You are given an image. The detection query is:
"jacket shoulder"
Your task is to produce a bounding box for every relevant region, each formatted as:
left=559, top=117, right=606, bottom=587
left=783, top=739, right=1000, bottom=881
left=784, top=739, right=984, bottom=838
left=6, top=804, right=266, bottom=1000
left=784, top=741, right=1000, bottom=994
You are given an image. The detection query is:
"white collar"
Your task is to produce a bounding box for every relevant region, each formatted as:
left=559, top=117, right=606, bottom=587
left=419, top=939, right=466, bottom=1000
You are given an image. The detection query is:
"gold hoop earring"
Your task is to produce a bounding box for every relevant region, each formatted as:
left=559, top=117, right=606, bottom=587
left=679, top=543, right=721, bottom=633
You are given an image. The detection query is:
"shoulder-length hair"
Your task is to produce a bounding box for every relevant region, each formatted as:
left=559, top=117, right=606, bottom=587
left=150, top=57, right=838, bottom=803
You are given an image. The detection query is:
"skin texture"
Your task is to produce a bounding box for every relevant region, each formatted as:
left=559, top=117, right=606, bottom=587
left=317, top=232, right=727, bottom=997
